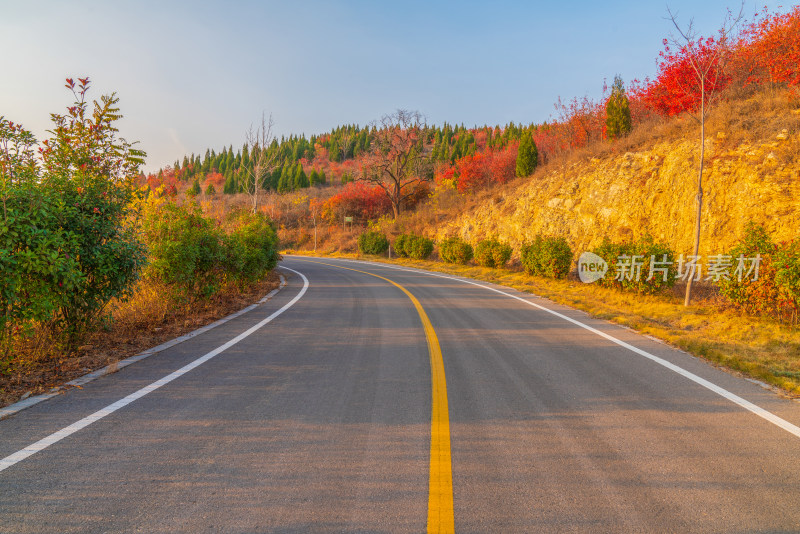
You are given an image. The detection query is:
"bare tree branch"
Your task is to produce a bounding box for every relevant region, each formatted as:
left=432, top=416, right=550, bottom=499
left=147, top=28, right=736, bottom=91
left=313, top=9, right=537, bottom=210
left=666, top=3, right=744, bottom=306
left=241, top=112, right=277, bottom=213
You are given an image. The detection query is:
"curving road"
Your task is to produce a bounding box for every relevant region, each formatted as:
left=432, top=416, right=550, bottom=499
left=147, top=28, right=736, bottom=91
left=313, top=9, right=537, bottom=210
left=1, top=256, right=800, bottom=533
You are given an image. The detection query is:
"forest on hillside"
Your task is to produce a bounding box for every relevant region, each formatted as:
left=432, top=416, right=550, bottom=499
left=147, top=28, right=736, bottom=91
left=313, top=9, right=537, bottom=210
left=144, top=5, right=799, bottom=224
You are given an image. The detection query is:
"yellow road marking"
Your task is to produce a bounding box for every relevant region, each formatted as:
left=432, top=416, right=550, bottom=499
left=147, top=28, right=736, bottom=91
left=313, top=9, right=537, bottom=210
left=298, top=259, right=454, bottom=533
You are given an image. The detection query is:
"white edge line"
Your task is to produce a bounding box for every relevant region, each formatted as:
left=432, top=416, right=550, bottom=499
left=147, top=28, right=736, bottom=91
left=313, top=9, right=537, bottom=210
left=0, top=274, right=288, bottom=421
left=304, top=256, right=800, bottom=440
left=0, top=268, right=308, bottom=473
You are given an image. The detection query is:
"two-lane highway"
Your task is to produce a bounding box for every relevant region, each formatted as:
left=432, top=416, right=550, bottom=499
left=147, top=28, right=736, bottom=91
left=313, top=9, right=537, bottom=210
left=1, top=256, right=799, bottom=533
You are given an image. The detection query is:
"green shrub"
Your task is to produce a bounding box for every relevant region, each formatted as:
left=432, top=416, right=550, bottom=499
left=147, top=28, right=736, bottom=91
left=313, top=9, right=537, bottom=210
left=393, top=234, right=410, bottom=257
left=407, top=235, right=434, bottom=260
left=520, top=235, right=573, bottom=279
left=142, top=200, right=224, bottom=298
left=143, top=201, right=280, bottom=298
left=439, top=237, right=473, bottom=264
left=591, top=235, right=677, bottom=294
left=358, top=230, right=389, bottom=255
left=0, top=180, right=84, bottom=361
left=222, top=210, right=280, bottom=286
left=474, top=238, right=513, bottom=268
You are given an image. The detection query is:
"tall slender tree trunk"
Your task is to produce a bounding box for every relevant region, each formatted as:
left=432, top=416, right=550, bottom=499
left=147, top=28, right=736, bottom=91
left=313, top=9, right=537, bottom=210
left=685, top=85, right=706, bottom=306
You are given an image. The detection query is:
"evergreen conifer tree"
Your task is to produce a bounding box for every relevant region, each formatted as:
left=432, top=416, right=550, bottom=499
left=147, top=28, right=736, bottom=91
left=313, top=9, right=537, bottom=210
left=294, top=164, right=309, bottom=188
left=515, top=131, right=538, bottom=177
left=277, top=174, right=289, bottom=194
left=605, top=75, right=632, bottom=140
left=188, top=178, right=201, bottom=197
left=223, top=171, right=235, bottom=194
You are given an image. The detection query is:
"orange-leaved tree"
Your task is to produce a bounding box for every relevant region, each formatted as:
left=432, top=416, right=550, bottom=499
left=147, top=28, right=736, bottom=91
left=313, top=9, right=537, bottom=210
left=659, top=5, right=743, bottom=305
left=357, top=109, right=433, bottom=219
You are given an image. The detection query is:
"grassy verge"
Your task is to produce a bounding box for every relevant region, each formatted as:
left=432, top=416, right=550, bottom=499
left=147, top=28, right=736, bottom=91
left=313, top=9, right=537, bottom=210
left=284, top=250, right=800, bottom=397
left=0, top=273, right=281, bottom=408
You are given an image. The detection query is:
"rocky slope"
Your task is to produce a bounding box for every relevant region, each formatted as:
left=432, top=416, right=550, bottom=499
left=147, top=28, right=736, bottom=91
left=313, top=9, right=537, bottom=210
left=440, top=112, right=799, bottom=258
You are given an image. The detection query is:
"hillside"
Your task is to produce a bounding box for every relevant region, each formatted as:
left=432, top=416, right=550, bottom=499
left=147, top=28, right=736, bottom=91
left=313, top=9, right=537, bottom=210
left=437, top=94, right=800, bottom=258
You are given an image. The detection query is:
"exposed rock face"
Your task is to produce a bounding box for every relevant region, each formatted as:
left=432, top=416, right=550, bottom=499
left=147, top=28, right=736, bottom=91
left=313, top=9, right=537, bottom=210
left=439, top=131, right=799, bottom=257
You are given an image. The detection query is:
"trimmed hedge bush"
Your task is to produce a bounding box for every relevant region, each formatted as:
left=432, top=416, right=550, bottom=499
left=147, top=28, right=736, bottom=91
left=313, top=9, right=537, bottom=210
left=358, top=230, right=389, bottom=255
left=439, top=237, right=473, bottom=264
left=393, top=234, right=411, bottom=257
left=520, top=235, right=573, bottom=279
left=395, top=233, right=434, bottom=260
left=407, top=236, right=434, bottom=260
left=591, top=235, right=676, bottom=294
left=474, top=238, right=513, bottom=268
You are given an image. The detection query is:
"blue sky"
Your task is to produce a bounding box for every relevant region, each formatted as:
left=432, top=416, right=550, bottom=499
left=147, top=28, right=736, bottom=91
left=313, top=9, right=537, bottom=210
left=0, top=0, right=786, bottom=172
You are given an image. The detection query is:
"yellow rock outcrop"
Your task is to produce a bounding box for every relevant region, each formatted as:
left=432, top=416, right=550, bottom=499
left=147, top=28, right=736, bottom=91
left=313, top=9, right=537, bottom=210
left=439, top=132, right=799, bottom=257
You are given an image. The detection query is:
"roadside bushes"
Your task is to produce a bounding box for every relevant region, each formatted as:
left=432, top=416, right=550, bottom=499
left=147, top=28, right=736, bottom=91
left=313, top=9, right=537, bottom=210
left=521, top=236, right=573, bottom=279
left=394, top=233, right=434, bottom=260
left=439, top=237, right=473, bottom=264
left=474, top=238, right=512, bottom=268
left=358, top=230, right=389, bottom=255
left=717, top=223, right=799, bottom=321
left=1, top=79, right=147, bottom=356
left=222, top=210, right=280, bottom=285
left=591, top=236, right=677, bottom=294
left=142, top=199, right=279, bottom=298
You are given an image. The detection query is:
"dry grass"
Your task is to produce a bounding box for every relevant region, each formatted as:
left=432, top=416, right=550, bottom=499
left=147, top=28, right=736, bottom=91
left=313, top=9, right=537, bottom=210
left=287, top=250, right=800, bottom=397
left=0, top=273, right=281, bottom=408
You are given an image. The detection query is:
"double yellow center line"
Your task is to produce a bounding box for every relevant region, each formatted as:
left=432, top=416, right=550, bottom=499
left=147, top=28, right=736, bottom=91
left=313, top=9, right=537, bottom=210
left=301, top=260, right=454, bottom=533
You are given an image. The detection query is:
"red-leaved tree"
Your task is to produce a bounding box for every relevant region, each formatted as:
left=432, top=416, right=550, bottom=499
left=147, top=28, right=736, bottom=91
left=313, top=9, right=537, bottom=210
left=659, top=5, right=743, bottom=306
left=735, top=6, right=800, bottom=92
left=322, top=181, right=392, bottom=224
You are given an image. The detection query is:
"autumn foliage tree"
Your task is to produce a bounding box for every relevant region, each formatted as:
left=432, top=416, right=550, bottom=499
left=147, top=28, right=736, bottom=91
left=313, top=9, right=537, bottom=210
left=357, top=109, right=433, bottom=219
left=656, top=5, right=742, bottom=305
left=322, top=181, right=392, bottom=223
left=735, top=6, right=800, bottom=92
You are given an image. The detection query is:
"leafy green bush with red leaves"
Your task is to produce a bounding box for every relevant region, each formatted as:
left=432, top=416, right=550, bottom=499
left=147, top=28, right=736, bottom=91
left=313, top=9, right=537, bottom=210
left=521, top=235, right=573, bottom=279
left=717, top=224, right=799, bottom=322
left=591, top=236, right=676, bottom=294
left=1, top=78, right=147, bottom=357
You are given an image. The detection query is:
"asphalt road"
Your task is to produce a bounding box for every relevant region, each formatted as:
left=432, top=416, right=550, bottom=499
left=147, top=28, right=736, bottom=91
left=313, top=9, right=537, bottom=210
left=1, top=256, right=800, bottom=533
